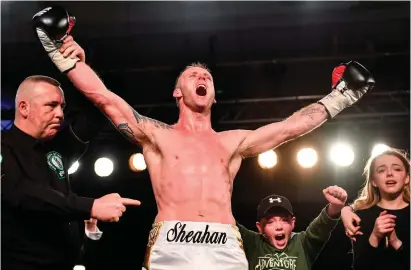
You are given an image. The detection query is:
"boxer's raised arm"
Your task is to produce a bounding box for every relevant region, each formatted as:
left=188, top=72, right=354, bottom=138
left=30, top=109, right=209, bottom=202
left=32, top=7, right=170, bottom=145
left=236, top=61, right=374, bottom=158
left=66, top=62, right=171, bottom=144
left=236, top=103, right=328, bottom=158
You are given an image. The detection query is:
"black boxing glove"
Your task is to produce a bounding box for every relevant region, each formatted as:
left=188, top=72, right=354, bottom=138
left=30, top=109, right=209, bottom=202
left=32, top=6, right=79, bottom=73
left=318, top=61, right=375, bottom=118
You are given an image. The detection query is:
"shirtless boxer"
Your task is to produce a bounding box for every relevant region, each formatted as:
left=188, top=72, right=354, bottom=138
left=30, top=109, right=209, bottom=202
left=33, top=6, right=375, bottom=270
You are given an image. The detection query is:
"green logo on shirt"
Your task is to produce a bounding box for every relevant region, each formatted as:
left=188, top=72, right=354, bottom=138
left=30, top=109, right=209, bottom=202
left=256, top=253, right=297, bottom=270
left=46, top=151, right=65, bottom=180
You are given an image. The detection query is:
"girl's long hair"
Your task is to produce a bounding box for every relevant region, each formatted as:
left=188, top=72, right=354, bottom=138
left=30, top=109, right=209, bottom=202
left=352, top=148, right=410, bottom=211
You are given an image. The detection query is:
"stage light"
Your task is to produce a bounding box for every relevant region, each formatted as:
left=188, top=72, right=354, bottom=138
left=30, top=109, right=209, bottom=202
left=68, top=161, right=79, bottom=175
left=129, top=153, right=147, bottom=171
left=94, top=157, right=114, bottom=177
left=258, top=150, right=277, bottom=169
left=371, top=143, right=390, bottom=157
left=73, top=265, right=85, bottom=270
left=330, top=143, right=355, bottom=167
left=297, top=148, right=317, bottom=168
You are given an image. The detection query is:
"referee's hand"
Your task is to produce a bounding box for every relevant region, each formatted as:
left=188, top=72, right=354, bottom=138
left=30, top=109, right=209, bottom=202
left=91, top=193, right=141, bottom=222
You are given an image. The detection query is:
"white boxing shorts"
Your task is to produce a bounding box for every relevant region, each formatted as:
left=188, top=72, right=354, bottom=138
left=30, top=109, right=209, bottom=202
left=142, top=221, right=248, bottom=270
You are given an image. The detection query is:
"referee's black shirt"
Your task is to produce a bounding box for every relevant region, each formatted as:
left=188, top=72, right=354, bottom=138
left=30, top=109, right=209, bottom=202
left=1, top=104, right=105, bottom=269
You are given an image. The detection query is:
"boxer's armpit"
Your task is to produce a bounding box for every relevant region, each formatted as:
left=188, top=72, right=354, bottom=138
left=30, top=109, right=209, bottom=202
left=116, top=107, right=171, bottom=144
left=132, top=109, right=172, bottom=130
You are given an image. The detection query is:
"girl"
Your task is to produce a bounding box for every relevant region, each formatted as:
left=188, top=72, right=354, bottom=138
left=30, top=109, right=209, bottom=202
left=341, top=147, right=410, bottom=270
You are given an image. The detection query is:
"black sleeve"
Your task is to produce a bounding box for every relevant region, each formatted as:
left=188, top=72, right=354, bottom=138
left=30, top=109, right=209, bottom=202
left=354, top=212, right=411, bottom=269
left=80, top=232, right=103, bottom=268
left=354, top=228, right=410, bottom=270
left=352, top=210, right=382, bottom=269
left=1, top=143, right=95, bottom=221
left=353, top=232, right=383, bottom=269
left=396, top=209, right=411, bottom=269
left=395, top=241, right=410, bottom=269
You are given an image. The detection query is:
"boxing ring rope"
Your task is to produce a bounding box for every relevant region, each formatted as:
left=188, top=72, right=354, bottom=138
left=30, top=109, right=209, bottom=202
left=130, top=90, right=409, bottom=108
left=125, top=90, right=409, bottom=127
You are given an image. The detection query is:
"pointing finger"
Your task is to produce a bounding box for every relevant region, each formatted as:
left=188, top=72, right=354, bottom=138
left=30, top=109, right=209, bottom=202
left=121, top=198, right=141, bottom=206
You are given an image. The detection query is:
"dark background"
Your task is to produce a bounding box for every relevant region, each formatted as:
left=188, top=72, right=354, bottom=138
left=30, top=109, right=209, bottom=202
left=1, top=1, right=410, bottom=269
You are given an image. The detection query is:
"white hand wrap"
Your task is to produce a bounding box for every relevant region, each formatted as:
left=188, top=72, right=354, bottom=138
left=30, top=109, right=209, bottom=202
left=318, top=81, right=368, bottom=118
left=36, top=27, right=79, bottom=73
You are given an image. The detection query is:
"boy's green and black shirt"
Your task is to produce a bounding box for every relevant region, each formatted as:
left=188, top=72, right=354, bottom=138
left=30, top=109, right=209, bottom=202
left=237, top=206, right=339, bottom=270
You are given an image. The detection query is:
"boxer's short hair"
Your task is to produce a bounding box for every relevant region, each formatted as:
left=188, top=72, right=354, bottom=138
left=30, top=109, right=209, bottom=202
left=174, top=62, right=211, bottom=89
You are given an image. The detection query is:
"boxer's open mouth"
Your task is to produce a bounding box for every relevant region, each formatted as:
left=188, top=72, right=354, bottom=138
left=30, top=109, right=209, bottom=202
left=196, top=85, right=207, bottom=96
left=274, top=234, right=285, bottom=241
